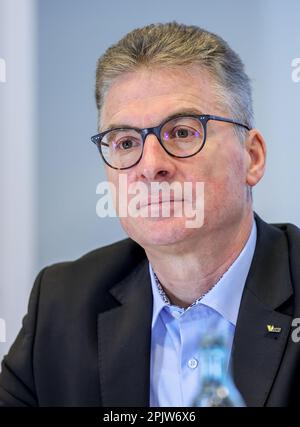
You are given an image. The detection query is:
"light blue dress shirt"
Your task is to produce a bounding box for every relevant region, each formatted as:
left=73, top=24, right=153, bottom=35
left=149, top=221, right=257, bottom=407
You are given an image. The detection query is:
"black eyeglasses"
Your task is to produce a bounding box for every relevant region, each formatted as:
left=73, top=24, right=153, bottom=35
left=91, top=114, right=250, bottom=170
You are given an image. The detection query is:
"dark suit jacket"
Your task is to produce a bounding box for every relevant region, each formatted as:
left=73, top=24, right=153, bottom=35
left=0, top=215, right=300, bottom=407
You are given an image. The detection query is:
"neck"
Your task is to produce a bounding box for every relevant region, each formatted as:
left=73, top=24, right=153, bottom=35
left=145, top=211, right=254, bottom=308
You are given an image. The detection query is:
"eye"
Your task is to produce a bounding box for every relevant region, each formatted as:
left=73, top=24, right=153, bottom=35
left=120, top=139, right=134, bottom=150
left=113, top=137, right=141, bottom=151
left=171, top=126, right=197, bottom=139
left=175, top=128, right=189, bottom=138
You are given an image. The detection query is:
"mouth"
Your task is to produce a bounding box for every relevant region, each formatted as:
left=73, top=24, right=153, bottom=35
left=139, top=198, right=184, bottom=209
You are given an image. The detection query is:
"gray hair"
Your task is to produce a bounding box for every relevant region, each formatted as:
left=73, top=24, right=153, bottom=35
left=95, top=22, right=254, bottom=139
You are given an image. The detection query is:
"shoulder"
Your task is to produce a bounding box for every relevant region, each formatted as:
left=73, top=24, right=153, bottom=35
left=271, top=221, right=300, bottom=242
left=255, top=213, right=300, bottom=244
left=43, top=238, right=145, bottom=279
left=255, top=214, right=300, bottom=280
left=36, top=238, right=147, bottom=308
left=45, top=237, right=145, bottom=275
left=271, top=221, right=300, bottom=273
left=263, top=217, right=300, bottom=250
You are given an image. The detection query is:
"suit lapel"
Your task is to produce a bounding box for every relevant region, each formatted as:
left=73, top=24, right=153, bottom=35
left=97, top=259, right=153, bottom=407
left=232, top=215, right=293, bottom=406
left=232, top=289, right=291, bottom=406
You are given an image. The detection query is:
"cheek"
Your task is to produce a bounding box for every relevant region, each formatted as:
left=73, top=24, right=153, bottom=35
left=105, top=167, right=116, bottom=185
left=189, top=146, right=246, bottom=205
left=105, top=170, right=123, bottom=213
left=118, top=216, right=131, bottom=232
left=207, top=152, right=247, bottom=213
left=106, top=170, right=144, bottom=217
left=210, top=141, right=246, bottom=183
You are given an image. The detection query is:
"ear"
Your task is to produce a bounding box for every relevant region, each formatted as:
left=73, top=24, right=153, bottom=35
left=245, top=129, right=267, bottom=187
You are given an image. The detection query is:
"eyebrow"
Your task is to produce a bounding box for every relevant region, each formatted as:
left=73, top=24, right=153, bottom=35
left=102, top=108, right=205, bottom=132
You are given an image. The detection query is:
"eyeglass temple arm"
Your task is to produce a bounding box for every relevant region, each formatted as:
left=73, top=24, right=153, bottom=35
left=91, top=135, right=109, bottom=146
left=207, top=115, right=251, bottom=130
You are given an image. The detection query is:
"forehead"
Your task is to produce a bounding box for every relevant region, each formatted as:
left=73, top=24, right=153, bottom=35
left=100, top=66, right=220, bottom=130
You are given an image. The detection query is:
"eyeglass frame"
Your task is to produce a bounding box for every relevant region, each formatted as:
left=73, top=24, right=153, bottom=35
left=91, top=113, right=251, bottom=170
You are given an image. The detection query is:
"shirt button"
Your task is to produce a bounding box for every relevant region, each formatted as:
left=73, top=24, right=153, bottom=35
left=188, top=358, right=198, bottom=369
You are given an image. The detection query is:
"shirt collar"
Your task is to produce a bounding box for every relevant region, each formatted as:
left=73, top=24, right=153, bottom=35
left=149, top=220, right=257, bottom=328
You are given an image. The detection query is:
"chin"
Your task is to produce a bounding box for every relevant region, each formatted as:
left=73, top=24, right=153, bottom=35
left=121, top=216, right=200, bottom=248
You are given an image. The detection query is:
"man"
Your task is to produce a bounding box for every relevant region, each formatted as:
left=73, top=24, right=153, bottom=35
left=0, top=22, right=300, bottom=407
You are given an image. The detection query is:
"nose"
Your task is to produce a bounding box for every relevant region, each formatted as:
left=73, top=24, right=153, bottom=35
left=134, top=133, right=176, bottom=182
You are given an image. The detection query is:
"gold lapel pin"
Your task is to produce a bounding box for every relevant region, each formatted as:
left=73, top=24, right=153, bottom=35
left=267, top=324, right=282, bottom=333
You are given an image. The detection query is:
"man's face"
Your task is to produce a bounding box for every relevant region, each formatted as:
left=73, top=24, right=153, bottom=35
left=100, top=66, right=254, bottom=250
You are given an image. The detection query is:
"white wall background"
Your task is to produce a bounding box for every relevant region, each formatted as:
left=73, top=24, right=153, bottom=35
left=0, top=0, right=300, bottom=362
left=0, top=0, right=37, bottom=359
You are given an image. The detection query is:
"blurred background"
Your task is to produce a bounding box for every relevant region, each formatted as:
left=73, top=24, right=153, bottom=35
left=0, top=0, right=300, bottom=361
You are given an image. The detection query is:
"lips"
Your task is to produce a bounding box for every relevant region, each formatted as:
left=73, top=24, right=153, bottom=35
left=138, top=197, right=184, bottom=209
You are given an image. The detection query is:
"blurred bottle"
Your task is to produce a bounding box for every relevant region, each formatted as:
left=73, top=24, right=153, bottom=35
left=193, top=330, right=246, bottom=407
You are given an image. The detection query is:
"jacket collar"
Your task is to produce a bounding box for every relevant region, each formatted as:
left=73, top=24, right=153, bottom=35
left=97, top=258, right=152, bottom=407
